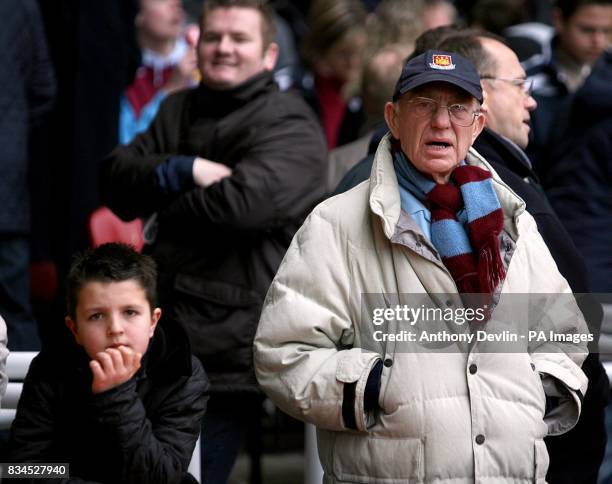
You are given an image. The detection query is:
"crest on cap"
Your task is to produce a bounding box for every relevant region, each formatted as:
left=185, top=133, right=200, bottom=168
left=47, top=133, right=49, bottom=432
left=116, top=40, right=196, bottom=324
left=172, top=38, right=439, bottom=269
left=429, top=54, right=455, bottom=70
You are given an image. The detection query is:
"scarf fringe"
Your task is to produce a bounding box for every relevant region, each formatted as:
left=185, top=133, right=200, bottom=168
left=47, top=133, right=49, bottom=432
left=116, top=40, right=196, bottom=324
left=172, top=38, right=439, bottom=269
left=478, top=237, right=506, bottom=294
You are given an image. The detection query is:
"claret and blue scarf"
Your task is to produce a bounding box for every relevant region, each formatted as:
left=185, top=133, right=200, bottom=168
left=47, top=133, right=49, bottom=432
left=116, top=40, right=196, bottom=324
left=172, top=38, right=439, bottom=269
left=391, top=142, right=506, bottom=295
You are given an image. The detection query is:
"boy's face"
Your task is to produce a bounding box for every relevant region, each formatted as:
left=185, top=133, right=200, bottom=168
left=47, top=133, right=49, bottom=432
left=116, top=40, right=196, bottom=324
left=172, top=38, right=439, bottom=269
left=66, top=280, right=161, bottom=360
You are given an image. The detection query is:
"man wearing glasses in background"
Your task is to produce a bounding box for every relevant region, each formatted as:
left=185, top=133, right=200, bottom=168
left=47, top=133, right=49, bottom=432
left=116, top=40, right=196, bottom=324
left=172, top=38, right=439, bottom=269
left=438, top=32, right=608, bottom=484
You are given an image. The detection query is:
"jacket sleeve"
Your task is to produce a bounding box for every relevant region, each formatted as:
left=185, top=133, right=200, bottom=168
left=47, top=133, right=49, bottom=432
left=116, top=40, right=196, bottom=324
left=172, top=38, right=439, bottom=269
left=90, top=356, right=209, bottom=484
left=6, top=356, right=57, bottom=463
left=100, top=94, right=190, bottom=220
left=254, top=207, right=381, bottom=432
left=518, top=213, right=589, bottom=436
left=156, top=108, right=327, bottom=234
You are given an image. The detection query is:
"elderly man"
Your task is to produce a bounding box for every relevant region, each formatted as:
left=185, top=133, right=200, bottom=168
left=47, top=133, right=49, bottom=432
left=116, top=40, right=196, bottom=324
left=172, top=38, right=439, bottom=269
left=254, top=51, right=588, bottom=482
left=101, top=0, right=326, bottom=481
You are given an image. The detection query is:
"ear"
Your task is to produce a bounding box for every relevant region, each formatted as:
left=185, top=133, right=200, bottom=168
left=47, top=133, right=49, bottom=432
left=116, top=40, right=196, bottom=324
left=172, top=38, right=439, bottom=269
left=480, top=88, right=489, bottom=118
left=471, top=112, right=486, bottom=142
left=263, top=42, right=279, bottom=71
left=384, top=102, right=400, bottom=138
left=149, top=308, right=161, bottom=338
left=65, top=316, right=81, bottom=345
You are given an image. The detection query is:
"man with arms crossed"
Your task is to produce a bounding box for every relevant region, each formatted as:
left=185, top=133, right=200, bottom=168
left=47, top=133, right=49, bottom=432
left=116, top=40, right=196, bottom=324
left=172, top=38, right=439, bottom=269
left=101, top=1, right=326, bottom=482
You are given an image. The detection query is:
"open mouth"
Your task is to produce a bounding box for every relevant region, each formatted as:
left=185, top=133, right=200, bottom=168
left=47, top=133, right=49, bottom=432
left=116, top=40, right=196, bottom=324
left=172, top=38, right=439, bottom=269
left=426, top=141, right=452, bottom=149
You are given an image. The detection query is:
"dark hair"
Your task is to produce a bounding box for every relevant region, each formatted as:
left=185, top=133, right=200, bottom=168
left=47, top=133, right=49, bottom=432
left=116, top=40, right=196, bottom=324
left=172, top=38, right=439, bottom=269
left=66, top=243, right=158, bottom=320
left=301, top=0, right=367, bottom=66
left=471, top=0, right=528, bottom=35
left=408, top=24, right=463, bottom=61
left=200, top=0, right=277, bottom=47
left=555, top=0, right=612, bottom=19
left=437, top=29, right=505, bottom=76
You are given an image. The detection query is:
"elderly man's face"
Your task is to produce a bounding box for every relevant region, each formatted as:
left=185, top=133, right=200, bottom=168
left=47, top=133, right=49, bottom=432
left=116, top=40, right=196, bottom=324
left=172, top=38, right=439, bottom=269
left=384, top=82, right=484, bottom=183
left=197, top=7, right=278, bottom=90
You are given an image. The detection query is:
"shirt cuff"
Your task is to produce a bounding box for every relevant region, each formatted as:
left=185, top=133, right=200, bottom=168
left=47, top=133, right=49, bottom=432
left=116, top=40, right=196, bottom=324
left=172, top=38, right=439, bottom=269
left=156, top=155, right=196, bottom=195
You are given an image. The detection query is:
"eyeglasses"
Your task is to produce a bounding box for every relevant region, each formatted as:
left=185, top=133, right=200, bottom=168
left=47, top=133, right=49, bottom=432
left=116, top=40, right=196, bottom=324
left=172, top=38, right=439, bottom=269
left=481, top=76, right=534, bottom=96
left=403, top=97, right=481, bottom=127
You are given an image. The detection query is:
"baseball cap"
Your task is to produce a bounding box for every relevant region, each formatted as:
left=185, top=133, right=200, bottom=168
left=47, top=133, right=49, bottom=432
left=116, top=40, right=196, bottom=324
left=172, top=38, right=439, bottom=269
left=393, top=49, right=483, bottom=103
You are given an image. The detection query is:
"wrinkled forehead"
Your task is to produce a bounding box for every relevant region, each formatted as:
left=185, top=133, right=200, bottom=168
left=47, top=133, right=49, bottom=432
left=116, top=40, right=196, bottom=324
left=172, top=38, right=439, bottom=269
left=399, top=81, right=478, bottom=104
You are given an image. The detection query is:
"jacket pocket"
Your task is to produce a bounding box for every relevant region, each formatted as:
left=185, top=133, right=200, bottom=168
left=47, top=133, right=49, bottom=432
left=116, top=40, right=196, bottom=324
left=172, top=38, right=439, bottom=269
left=332, top=432, right=424, bottom=483
left=534, top=439, right=549, bottom=483
left=171, top=274, right=262, bottom=372
left=529, top=358, right=547, bottom=417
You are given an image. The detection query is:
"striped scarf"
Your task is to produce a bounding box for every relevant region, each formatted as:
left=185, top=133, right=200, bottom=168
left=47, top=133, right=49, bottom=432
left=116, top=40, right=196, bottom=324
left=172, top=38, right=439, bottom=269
left=392, top=145, right=506, bottom=295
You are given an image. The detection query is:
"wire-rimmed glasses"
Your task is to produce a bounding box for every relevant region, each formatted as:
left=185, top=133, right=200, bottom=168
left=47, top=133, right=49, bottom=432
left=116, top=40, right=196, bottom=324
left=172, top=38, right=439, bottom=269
left=403, top=97, right=482, bottom=127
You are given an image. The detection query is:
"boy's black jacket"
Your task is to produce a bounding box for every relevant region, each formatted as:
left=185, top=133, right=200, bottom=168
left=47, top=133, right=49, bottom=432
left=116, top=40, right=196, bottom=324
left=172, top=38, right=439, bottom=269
left=5, top=318, right=209, bottom=484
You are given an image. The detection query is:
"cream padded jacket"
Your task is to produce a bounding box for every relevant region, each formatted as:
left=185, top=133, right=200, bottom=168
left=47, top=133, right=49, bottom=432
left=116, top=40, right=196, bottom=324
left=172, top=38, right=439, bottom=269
left=254, top=135, right=588, bottom=484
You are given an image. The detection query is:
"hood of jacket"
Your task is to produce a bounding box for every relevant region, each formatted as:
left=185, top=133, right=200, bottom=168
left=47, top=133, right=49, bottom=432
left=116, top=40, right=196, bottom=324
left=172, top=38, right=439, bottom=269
left=194, top=70, right=277, bottom=118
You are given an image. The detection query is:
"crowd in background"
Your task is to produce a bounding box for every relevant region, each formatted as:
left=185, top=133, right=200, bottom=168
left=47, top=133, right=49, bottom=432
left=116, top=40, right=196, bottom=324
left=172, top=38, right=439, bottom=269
left=1, top=0, right=611, bottom=482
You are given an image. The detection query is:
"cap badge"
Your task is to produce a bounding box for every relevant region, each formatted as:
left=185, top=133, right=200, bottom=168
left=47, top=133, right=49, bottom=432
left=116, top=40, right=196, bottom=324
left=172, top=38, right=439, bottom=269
left=429, top=54, right=455, bottom=70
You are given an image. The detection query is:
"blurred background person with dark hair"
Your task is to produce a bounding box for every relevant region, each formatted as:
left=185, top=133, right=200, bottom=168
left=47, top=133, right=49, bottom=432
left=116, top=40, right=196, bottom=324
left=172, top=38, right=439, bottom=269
left=508, top=0, right=612, bottom=171
left=470, top=0, right=528, bottom=35
left=300, top=0, right=368, bottom=149
left=327, top=44, right=412, bottom=192
left=543, top=48, right=612, bottom=296
left=326, top=0, right=425, bottom=192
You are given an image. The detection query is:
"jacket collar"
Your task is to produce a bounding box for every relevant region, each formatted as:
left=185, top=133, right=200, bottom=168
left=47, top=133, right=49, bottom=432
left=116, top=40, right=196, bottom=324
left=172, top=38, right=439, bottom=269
left=195, top=71, right=276, bottom=117
left=369, top=133, right=526, bottom=241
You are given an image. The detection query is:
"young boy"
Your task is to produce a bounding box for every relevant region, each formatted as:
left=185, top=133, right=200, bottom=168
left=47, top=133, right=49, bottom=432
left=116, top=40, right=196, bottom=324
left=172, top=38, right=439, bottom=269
left=6, top=243, right=208, bottom=484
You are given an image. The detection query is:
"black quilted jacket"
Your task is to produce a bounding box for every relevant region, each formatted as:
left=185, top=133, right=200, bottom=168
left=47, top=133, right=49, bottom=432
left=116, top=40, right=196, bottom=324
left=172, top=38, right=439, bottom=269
left=6, top=320, right=208, bottom=484
left=100, top=72, right=327, bottom=393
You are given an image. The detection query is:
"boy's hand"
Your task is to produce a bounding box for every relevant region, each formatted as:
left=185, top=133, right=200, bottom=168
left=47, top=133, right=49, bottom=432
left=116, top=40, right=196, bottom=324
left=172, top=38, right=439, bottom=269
left=90, top=346, right=142, bottom=394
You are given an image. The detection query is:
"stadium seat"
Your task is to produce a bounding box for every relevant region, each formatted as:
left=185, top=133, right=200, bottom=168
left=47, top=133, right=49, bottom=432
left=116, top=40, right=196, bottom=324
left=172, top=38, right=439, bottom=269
left=88, top=206, right=144, bottom=251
